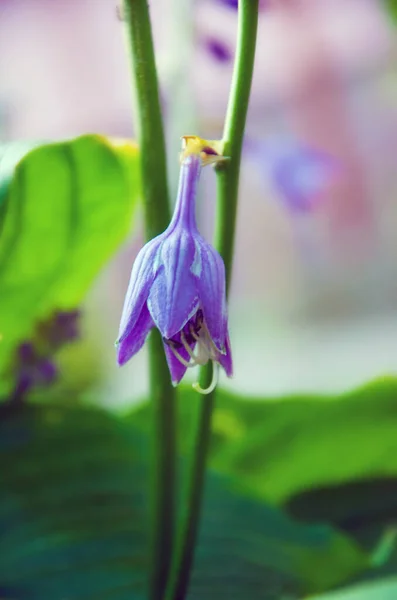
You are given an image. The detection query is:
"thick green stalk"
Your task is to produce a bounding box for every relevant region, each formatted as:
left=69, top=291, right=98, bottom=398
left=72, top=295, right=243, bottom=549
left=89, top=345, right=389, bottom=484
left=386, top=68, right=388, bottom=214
left=215, top=0, right=259, bottom=281
left=122, top=0, right=170, bottom=237
left=165, top=2, right=259, bottom=599
left=164, top=366, right=214, bottom=600
left=122, top=2, right=176, bottom=599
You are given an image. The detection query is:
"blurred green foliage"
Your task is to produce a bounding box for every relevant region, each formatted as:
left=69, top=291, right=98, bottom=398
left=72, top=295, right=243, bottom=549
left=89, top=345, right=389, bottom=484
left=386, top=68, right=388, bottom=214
left=0, top=135, right=140, bottom=393
left=131, top=377, right=397, bottom=505
left=2, top=379, right=397, bottom=598
left=128, top=379, right=397, bottom=596
left=385, top=0, right=397, bottom=23
left=0, top=399, right=368, bottom=600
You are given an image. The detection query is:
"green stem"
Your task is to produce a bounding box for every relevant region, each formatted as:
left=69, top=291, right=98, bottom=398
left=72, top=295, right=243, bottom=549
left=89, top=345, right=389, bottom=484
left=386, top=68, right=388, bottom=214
left=165, top=2, right=259, bottom=599
left=215, top=0, right=259, bottom=281
left=165, top=366, right=214, bottom=600
left=123, top=0, right=171, bottom=237
left=122, top=1, right=176, bottom=599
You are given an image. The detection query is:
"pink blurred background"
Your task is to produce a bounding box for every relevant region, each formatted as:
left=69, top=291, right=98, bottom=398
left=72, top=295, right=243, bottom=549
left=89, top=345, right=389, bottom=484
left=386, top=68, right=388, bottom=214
left=2, top=0, right=397, bottom=404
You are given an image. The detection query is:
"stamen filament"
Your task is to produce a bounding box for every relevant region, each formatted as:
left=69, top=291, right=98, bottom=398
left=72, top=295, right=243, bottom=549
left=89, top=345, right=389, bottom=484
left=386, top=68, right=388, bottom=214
left=192, top=361, right=219, bottom=395
left=189, top=324, right=200, bottom=343
left=189, top=321, right=220, bottom=361
left=180, top=331, right=198, bottom=361
left=168, top=342, right=197, bottom=368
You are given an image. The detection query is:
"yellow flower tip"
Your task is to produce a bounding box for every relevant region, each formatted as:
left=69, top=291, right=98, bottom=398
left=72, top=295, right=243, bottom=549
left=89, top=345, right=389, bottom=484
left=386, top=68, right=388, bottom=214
left=180, top=135, right=227, bottom=167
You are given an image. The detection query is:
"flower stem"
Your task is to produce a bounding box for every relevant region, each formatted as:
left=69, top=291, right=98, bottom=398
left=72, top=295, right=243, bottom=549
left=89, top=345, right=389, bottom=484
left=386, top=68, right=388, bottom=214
left=165, top=2, right=259, bottom=599
left=122, top=2, right=176, bottom=599
left=215, top=0, right=259, bottom=283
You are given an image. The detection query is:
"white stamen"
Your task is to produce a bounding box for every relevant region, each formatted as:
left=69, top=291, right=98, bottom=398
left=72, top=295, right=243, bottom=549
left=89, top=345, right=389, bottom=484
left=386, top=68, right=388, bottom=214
left=192, top=361, right=219, bottom=395
left=189, top=321, right=219, bottom=362
left=180, top=331, right=199, bottom=362
left=189, top=325, right=200, bottom=343
left=166, top=316, right=222, bottom=395
left=168, top=342, right=197, bottom=368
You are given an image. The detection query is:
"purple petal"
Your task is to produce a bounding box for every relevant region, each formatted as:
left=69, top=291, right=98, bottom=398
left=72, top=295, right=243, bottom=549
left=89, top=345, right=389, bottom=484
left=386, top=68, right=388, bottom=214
left=163, top=343, right=189, bottom=386
left=117, top=303, right=153, bottom=366
left=196, top=241, right=227, bottom=351
left=117, top=236, right=163, bottom=343
left=218, top=331, right=233, bottom=377
left=162, top=324, right=197, bottom=385
left=147, top=230, right=199, bottom=339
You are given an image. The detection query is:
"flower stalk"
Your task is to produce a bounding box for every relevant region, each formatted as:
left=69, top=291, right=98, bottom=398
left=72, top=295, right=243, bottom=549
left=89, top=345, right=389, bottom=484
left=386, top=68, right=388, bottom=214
left=122, top=1, right=176, bottom=599
left=165, top=1, right=260, bottom=599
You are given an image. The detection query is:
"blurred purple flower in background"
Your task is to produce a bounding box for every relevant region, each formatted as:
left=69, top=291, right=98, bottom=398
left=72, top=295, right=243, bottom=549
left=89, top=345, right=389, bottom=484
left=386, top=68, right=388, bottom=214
left=215, top=0, right=267, bottom=10
left=246, top=136, right=340, bottom=214
left=9, top=310, right=81, bottom=403
left=116, top=153, right=232, bottom=393
left=37, top=309, right=80, bottom=350
left=203, top=37, right=233, bottom=63
left=11, top=342, right=58, bottom=403
left=218, top=0, right=239, bottom=9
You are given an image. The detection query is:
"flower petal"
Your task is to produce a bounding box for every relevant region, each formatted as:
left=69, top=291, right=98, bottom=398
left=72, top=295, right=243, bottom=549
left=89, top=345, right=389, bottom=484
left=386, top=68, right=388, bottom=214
left=147, top=230, right=199, bottom=339
left=117, top=236, right=162, bottom=344
left=116, top=303, right=153, bottom=366
left=163, top=331, right=196, bottom=386
left=196, top=240, right=227, bottom=351
left=218, top=331, right=233, bottom=377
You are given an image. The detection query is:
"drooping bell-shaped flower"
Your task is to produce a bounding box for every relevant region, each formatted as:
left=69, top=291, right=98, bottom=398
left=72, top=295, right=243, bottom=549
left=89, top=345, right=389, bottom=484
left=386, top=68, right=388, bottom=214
left=116, top=139, right=232, bottom=394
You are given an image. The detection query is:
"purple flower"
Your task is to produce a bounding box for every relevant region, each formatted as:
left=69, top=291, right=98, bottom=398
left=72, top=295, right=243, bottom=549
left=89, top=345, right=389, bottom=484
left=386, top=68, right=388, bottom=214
left=11, top=342, right=58, bottom=402
left=204, top=37, right=233, bottom=63
left=246, top=136, right=339, bottom=214
left=216, top=0, right=267, bottom=10
left=38, top=310, right=80, bottom=350
left=8, top=310, right=81, bottom=404
left=218, top=0, right=239, bottom=7
left=116, top=153, right=232, bottom=393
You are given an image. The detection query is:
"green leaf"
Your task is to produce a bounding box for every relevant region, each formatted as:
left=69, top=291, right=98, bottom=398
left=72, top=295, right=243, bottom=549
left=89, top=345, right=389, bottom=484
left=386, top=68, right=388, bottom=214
left=0, top=400, right=368, bottom=599
left=286, top=478, right=397, bottom=536
left=148, top=378, right=397, bottom=506
left=313, top=578, right=397, bottom=600
left=385, top=0, right=397, bottom=24
left=0, top=135, right=140, bottom=381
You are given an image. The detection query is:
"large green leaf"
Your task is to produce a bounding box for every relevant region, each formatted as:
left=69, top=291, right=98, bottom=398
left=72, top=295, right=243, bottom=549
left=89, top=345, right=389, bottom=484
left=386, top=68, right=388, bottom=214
left=0, top=400, right=368, bottom=600
left=314, top=578, right=397, bottom=600
left=0, top=135, right=140, bottom=380
left=138, top=378, right=397, bottom=506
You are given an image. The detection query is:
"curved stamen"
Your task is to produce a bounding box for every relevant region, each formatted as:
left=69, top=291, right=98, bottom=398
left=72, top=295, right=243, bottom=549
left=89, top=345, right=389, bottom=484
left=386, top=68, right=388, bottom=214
left=202, top=322, right=221, bottom=357
left=190, top=321, right=220, bottom=362
left=189, top=324, right=200, bottom=343
left=189, top=324, right=211, bottom=365
left=168, top=341, right=198, bottom=368
left=195, top=340, right=210, bottom=365
left=192, top=361, right=219, bottom=395
left=180, top=331, right=199, bottom=362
